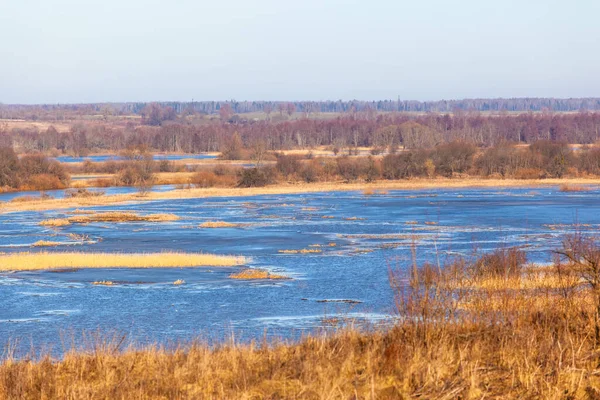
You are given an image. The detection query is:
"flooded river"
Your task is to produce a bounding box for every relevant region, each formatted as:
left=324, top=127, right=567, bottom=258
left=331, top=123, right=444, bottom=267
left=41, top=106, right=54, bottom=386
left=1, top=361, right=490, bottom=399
left=1, top=186, right=598, bottom=356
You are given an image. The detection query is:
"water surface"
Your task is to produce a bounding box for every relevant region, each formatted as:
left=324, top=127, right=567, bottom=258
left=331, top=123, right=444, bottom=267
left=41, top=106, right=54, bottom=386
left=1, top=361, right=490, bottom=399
left=1, top=186, right=598, bottom=356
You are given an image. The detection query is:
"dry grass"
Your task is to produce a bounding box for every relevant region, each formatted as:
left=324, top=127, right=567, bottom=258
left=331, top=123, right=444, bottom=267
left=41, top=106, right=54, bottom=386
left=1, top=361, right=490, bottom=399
left=39, top=218, right=71, bottom=227
left=92, top=281, right=114, bottom=286
left=199, top=221, right=242, bottom=228
left=6, top=244, right=600, bottom=398
left=31, top=240, right=62, bottom=247
left=0, top=252, right=246, bottom=271
left=6, top=177, right=600, bottom=214
left=278, top=248, right=322, bottom=254
left=39, top=212, right=179, bottom=227
left=229, top=268, right=288, bottom=280
left=559, top=183, right=591, bottom=192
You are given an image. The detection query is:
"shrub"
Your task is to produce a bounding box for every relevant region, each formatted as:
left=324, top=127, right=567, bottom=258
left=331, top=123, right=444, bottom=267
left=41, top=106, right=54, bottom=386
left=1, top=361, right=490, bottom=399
left=0, top=147, right=19, bottom=188
left=513, top=168, right=543, bottom=180
left=432, top=142, right=477, bottom=177
left=472, top=247, right=527, bottom=278
left=19, top=154, right=69, bottom=187
left=336, top=157, right=364, bottom=182
left=191, top=171, right=218, bottom=188
left=529, top=140, right=572, bottom=178
left=237, top=167, right=276, bottom=187
left=24, top=174, right=66, bottom=191
left=300, top=160, right=324, bottom=183
left=276, top=154, right=302, bottom=179
left=381, top=152, right=426, bottom=179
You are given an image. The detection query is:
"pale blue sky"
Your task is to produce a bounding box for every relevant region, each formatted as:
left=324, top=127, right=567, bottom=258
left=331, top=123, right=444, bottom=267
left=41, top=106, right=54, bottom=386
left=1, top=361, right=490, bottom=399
left=0, top=0, right=598, bottom=104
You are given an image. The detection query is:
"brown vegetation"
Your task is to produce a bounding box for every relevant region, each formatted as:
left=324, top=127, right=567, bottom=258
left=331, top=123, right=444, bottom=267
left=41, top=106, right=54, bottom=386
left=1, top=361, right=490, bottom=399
left=39, top=212, right=179, bottom=227
left=199, top=221, right=243, bottom=228
left=229, top=268, right=288, bottom=280
left=0, top=252, right=245, bottom=271
left=5, top=239, right=600, bottom=398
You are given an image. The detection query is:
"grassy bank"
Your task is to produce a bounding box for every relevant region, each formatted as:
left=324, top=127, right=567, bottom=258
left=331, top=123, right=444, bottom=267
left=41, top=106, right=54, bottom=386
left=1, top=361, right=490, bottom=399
left=0, top=252, right=246, bottom=271
left=2, top=177, right=600, bottom=213
left=3, top=243, right=600, bottom=398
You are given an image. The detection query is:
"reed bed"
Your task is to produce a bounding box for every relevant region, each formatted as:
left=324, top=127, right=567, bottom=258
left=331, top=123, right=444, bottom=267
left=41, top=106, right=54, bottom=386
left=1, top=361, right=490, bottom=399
left=31, top=240, right=62, bottom=247
left=5, top=244, right=600, bottom=398
left=39, top=212, right=179, bottom=227
left=278, top=248, right=322, bottom=254
left=0, top=252, right=246, bottom=271
left=199, top=221, right=242, bottom=228
left=559, top=183, right=591, bottom=192
left=229, top=268, right=288, bottom=280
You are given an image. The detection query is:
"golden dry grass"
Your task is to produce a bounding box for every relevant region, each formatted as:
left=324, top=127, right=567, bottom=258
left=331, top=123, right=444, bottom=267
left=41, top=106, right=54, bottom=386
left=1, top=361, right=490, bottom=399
left=6, top=249, right=600, bottom=398
left=199, top=221, right=242, bottom=228
left=229, top=268, right=288, bottom=280
left=92, top=281, right=114, bottom=286
left=559, top=183, right=591, bottom=192
left=5, top=177, right=600, bottom=214
left=0, top=252, right=246, bottom=271
left=39, top=212, right=179, bottom=227
left=31, top=240, right=62, bottom=247
left=278, top=248, right=322, bottom=254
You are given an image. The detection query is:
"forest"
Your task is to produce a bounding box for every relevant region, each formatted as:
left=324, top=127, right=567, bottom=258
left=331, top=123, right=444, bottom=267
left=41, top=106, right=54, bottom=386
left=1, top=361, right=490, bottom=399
left=2, top=109, right=600, bottom=155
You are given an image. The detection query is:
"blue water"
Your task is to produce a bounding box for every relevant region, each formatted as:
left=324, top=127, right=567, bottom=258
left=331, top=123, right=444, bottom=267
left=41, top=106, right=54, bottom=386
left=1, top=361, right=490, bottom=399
left=1, top=186, right=599, bottom=357
left=54, top=154, right=217, bottom=163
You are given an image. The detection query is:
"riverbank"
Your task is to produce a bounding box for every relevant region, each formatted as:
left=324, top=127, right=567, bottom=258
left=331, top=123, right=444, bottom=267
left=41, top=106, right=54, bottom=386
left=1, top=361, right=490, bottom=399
left=2, top=177, right=600, bottom=213
left=2, top=251, right=597, bottom=398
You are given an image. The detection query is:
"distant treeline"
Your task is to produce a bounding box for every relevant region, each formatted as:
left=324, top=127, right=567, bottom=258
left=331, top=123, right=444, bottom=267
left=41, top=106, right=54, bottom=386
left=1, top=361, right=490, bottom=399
left=3, top=112, right=600, bottom=155
left=2, top=98, right=600, bottom=120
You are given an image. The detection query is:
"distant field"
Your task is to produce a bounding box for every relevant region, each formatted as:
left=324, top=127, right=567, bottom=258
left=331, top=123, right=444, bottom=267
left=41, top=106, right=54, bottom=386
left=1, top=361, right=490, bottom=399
left=0, top=119, right=72, bottom=132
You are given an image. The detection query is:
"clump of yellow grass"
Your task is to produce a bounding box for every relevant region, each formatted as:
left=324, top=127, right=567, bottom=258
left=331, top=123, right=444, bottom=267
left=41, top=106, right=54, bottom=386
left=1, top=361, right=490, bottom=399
left=93, top=281, right=114, bottom=286
left=0, top=252, right=246, bottom=271
left=199, top=221, right=242, bottom=228
left=39, top=212, right=179, bottom=227
left=278, top=248, right=322, bottom=254
left=39, top=219, right=70, bottom=227
left=559, top=183, right=590, bottom=192
left=32, top=240, right=62, bottom=247
left=229, top=269, right=288, bottom=280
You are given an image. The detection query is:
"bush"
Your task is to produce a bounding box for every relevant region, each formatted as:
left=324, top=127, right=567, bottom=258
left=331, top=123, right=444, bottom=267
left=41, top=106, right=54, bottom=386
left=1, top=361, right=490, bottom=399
left=237, top=167, right=276, bottom=187
left=513, top=168, right=543, bottom=180
left=381, top=152, right=427, bottom=179
left=24, top=174, right=66, bottom=191
left=578, top=147, right=600, bottom=175
left=0, top=147, right=20, bottom=188
left=191, top=171, right=218, bottom=188
left=19, top=154, right=69, bottom=187
left=529, top=141, right=572, bottom=178
left=472, top=247, right=527, bottom=278
left=300, top=160, right=324, bottom=183
left=336, top=157, right=364, bottom=182
left=276, top=154, right=302, bottom=179
left=432, top=142, right=477, bottom=177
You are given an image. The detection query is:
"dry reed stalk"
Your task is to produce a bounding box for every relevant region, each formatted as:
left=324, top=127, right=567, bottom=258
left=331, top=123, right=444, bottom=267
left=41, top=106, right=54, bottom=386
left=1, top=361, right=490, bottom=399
left=39, top=212, right=179, bottom=227
left=229, top=268, right=288, bottom=280
left=0, top=252, right=246, bottom=271
left=199, top=221, right=242, bottom=228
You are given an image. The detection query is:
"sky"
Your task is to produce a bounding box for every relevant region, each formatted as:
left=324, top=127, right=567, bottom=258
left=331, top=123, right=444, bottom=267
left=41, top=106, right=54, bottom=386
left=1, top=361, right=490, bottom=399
left=0, top=0, right=599, bottom=104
